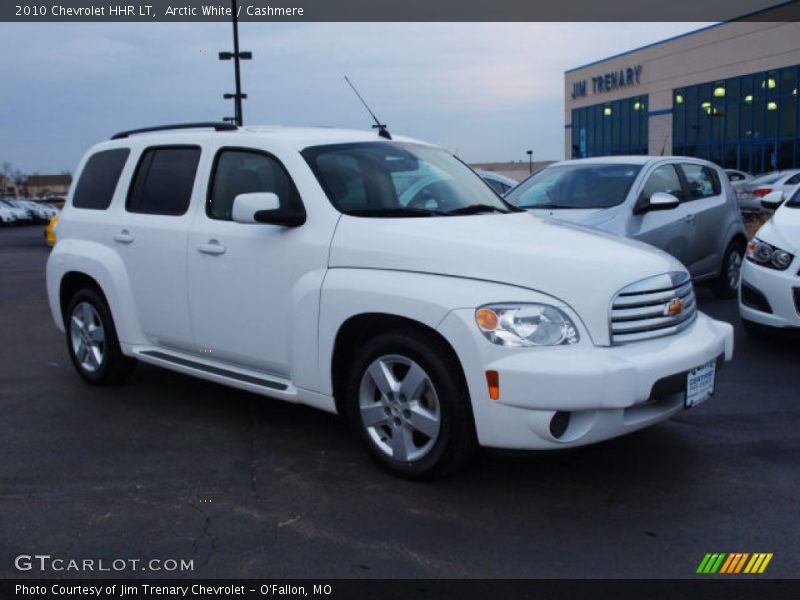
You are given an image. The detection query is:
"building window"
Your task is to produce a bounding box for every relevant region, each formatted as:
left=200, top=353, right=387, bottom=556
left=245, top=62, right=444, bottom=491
left=672, top=64, right=800, bottom=172
left=571, top=95, right=648, bottom=158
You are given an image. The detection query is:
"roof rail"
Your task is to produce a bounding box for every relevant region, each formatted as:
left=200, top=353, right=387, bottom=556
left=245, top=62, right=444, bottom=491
left=111, top=122, right=238, bottom=140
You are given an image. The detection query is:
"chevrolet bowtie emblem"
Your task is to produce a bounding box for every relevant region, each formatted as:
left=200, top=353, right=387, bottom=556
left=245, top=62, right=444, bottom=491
left=666, top=298, right=685, bottom=316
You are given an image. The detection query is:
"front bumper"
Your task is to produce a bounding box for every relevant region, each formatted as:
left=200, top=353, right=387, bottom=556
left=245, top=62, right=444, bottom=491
left=437, top=310, right=733, bottom=450
left=739, top=258, right=800, bottom=329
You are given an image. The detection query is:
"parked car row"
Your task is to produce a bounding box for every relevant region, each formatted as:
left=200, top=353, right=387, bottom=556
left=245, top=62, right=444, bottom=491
left=0, top=197, right=59, bottom=225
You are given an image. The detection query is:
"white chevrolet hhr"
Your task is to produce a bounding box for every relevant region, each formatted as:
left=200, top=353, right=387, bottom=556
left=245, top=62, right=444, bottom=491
left=46, top=123, right=734, bottom=478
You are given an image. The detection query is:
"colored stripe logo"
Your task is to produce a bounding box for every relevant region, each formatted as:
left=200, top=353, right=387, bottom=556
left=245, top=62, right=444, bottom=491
left=697, top=553, right=773, bottom=574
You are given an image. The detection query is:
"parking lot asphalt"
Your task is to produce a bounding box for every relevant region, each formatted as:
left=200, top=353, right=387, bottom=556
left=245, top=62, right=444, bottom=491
left=0, top=224, right=798, bottom=579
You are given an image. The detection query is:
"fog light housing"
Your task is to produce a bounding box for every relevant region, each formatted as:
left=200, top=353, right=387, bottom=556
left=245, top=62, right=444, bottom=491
left=549, top=411, right=571, bottom=439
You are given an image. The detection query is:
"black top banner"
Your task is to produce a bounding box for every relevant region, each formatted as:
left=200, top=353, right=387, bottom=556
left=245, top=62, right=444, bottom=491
left=3, top=0, right=800, bottom=22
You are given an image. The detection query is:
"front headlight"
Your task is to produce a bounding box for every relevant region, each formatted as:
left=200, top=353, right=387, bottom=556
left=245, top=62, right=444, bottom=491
left=747, top=238, right=794, bottom=270
left=475, top=304, right=579, bottom=347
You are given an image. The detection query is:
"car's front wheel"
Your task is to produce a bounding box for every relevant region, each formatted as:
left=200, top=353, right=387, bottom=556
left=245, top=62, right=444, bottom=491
left=712, top=240, right=745, bottom=298
left=343, top=330, right=477, bottom=479
left=65, top=288, right=136, bottom=385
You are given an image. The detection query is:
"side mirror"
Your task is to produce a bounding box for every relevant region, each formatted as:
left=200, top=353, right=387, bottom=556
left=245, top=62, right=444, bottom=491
left=761, top=190, right=784, bottom=210
left=232, top=192, right=306, bottom=227
left=634, top=192, right=680, bottom=215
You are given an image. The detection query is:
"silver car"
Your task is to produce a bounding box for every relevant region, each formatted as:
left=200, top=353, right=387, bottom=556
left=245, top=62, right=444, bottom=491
left=505, top=156, right=747, bottom=298
left=736, top=170, right=800, bottom=214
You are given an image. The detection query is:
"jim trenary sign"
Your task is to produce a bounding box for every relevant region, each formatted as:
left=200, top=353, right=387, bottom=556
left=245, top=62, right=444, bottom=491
left=571, top=64, right=643, bottom=100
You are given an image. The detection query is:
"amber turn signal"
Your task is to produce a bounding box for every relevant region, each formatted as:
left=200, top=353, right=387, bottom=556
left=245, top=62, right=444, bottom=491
left=486, top=370, right=500, bottom=400
left=475, top=308, right=499, bottom=331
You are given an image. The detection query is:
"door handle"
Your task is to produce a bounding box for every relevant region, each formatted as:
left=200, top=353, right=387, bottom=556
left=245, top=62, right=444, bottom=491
left=197, top=240, right=226, bottom=255
left=113, top=230, right=134, bottom=244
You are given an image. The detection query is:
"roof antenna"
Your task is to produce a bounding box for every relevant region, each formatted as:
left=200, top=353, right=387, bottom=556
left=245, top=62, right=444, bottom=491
left=344, top=76, right=392, bottom=140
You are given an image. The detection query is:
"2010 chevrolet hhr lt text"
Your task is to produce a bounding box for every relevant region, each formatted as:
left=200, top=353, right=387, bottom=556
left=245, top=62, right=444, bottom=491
left=46, top=123, right=734, bottom=478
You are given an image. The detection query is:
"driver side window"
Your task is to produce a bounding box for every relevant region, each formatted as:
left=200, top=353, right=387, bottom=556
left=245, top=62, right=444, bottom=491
left=641, top=165, right=682, bottom=201
left=207, top=149, right=299, bottom=220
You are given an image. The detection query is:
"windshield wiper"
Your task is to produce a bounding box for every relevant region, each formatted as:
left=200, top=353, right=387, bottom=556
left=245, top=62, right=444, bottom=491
left=345, top=207, right=446, bottom=218
left=444, top=204, right=507, bottom=215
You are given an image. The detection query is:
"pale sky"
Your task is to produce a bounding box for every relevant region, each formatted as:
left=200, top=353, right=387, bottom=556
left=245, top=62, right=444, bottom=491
left=0, top=21, right=712, bottom=174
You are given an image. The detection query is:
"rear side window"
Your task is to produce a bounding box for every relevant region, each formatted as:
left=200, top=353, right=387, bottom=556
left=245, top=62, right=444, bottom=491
left=681, top=164, right=721, bottom=200
left=72, top=148, right=130, bottom=210
left=207, top=149, right=301, bottom=220
left=641, top=165, right=683, bottom=201
left=785, top=172, right=800, bottom=185
left=127, top=146, right=201, bottom=215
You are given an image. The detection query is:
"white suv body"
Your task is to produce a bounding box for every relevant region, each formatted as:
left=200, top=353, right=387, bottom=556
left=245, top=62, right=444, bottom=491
left=46, top=124, right=733, bottom=478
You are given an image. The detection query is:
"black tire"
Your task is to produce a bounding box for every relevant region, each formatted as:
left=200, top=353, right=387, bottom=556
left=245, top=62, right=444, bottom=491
left=343, top=329, right=477, bottom=480
left=65, top=287, right=136, bottom=385
left=711, top=240, right=745, bottom=299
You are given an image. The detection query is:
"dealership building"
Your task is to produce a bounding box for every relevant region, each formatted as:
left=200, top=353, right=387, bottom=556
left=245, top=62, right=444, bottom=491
left=563, top=9, right=800, bottom=173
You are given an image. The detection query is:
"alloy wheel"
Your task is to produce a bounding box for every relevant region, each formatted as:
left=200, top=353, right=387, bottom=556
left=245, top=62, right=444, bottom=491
left=358, top=354, right=441, bottom=462
left=727, top=249, right=743, bottom=292
left=69, top=302, right=106, bottom=373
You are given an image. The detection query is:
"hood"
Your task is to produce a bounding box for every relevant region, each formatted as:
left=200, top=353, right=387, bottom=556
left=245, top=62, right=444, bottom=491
left=757, top=206, right=800, bottom=253
left=526, top=206, right=620, bottom=229
left=329, top=211, right=684, bottom=345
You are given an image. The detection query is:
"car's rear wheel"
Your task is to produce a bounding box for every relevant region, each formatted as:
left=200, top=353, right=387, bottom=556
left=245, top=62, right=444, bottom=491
left=712, top=240, right=745, bottom=298
left=343, top=330, right=477, bottom=479
left=65, top=288, right=136, bottom=385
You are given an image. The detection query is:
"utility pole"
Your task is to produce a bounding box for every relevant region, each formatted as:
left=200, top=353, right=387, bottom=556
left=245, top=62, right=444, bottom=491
left=218, top=0, right=252, bottom=126
left=526, top=150, right=533, bottom=173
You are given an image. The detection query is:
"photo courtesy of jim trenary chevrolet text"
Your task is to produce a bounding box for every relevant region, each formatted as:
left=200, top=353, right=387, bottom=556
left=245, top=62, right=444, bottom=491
left=1, top=0, right=799, bottom=598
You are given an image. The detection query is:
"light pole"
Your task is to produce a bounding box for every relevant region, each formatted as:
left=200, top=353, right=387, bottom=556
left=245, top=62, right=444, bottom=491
left=218, top=0, right=252, bottom=126
left=526, top=150, right=533, bottom=173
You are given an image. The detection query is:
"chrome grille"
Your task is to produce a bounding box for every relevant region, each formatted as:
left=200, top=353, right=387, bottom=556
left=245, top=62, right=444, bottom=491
left=610, top=271, right=697, bottom=344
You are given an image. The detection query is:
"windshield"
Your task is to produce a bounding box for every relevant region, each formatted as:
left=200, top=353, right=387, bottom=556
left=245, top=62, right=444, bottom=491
left=302, top=142, right=513, bottom=217
left=505, top=163, right=642, bottom=209
left=0, top=199, right=14, bottom=208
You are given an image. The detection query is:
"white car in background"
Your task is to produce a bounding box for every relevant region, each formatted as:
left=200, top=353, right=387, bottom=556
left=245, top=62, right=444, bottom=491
left=0, top=204, right=16, bottom=225
left=725, top=169, right=752, bottom=185
left=476, top=170, right=518, bottom=195
left=13, top=199, right=59, bottom=222
left=739, top=187, right=800, bottom=335
left=736, top=170, right=800, bottom=214
left=0, top=198, right=33, bottom=223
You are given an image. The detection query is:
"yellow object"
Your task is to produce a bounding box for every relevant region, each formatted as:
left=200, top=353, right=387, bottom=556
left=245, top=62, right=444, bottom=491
left=45, top=214, right=58, bottom=246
